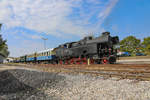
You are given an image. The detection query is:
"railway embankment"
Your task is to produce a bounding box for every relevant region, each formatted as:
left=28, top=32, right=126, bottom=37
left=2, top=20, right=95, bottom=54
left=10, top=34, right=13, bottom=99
left=0, top=64, right=150, bottom=99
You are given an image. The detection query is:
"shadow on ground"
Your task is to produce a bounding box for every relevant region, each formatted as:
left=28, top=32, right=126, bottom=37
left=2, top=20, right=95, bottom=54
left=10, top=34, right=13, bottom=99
left=0, top=69, right=65, bottom=100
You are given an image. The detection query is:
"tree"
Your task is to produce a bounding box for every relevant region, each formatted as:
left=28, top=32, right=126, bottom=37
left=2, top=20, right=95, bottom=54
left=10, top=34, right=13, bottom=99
left=142, top=37, right=150, bottom=46
left=0, top=24, right=9, bottom=58
left=0, top=35, right=9, bottom=57
left=120, top=36, right=141, bottom=55
left=142, top=37, right=150, bottom=55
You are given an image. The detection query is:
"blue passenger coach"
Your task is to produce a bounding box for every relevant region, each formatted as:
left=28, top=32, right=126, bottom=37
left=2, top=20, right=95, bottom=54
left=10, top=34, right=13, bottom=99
left=36, top=48, right=56, bottom=61
left=14, top=48, right=56, bottom=63
left=26, top=53, right=36, bottom=62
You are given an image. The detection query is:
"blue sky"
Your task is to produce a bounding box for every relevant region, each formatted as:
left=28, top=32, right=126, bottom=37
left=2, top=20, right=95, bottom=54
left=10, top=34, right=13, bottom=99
left=0, top=0, right=150, bottom=57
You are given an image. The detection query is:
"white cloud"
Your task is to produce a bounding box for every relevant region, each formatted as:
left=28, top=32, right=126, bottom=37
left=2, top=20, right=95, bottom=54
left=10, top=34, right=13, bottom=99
left=0, top=0, right=119, bottom=37
left=98, top=0, right=119, bottom=24
left=20, top=31, right=42, bottom=40
left=0, top=0, right=82, bottom=36
left=9, top=40, right=43, bottom=57
left=30, top=35, right=42, bottom=39
left=0, top=0, right=120, bottom=57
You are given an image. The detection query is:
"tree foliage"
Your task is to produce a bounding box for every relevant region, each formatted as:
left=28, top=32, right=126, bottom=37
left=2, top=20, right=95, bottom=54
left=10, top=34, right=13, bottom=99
left=142, top=37, right=150, bottom=55
left=0, top=35, right=9, bottom=58
left=0, top=24, right=9, bottom=58
left=120, top=36, right=141, bottom=55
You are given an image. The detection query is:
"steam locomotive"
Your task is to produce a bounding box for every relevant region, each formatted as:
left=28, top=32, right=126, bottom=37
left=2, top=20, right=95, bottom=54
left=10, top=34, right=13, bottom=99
left=14, top=32, right=119, bottom=64
left=55, top=32, right=119, bottom=64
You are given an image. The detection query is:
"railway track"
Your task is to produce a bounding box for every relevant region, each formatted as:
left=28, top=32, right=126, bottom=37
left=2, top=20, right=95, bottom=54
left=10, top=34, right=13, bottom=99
left=5, top=63, right=150, bottom=81
left=75, top=70, right=150, bottom=81
left=56, top=66, right=150, bottom=81
left=27, top=63, right=150, bottom=81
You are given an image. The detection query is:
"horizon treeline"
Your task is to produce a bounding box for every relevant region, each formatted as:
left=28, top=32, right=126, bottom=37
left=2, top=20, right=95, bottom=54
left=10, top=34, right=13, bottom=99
left=119, top=35, right=150, bottom=55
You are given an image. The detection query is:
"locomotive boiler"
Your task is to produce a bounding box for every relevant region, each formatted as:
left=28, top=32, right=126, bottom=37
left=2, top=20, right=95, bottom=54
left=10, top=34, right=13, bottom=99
left=55, top=32, right=119, bottom=64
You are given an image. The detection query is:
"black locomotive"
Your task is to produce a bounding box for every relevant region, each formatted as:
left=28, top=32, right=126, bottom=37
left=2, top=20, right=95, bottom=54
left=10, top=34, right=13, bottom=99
left=55, top=32, right=119, bottom=64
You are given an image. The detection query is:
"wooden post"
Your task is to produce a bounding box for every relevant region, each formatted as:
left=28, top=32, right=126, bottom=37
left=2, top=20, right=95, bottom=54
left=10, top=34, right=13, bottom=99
left=88, top=58, right=90, bottom=65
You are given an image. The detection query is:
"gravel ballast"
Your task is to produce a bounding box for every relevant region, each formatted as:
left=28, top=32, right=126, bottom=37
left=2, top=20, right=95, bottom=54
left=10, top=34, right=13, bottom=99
left=0, top=69, right=150, bottom=100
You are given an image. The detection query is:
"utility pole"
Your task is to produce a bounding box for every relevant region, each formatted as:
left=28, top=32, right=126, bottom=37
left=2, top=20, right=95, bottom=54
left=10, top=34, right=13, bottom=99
left=41, top=37, right=48, bottom=50
left=0, top=24, right=2, bottom=31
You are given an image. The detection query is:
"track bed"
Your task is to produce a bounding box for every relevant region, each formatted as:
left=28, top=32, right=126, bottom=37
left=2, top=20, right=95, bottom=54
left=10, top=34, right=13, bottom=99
left=9, top=63, right=150, bottom=81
